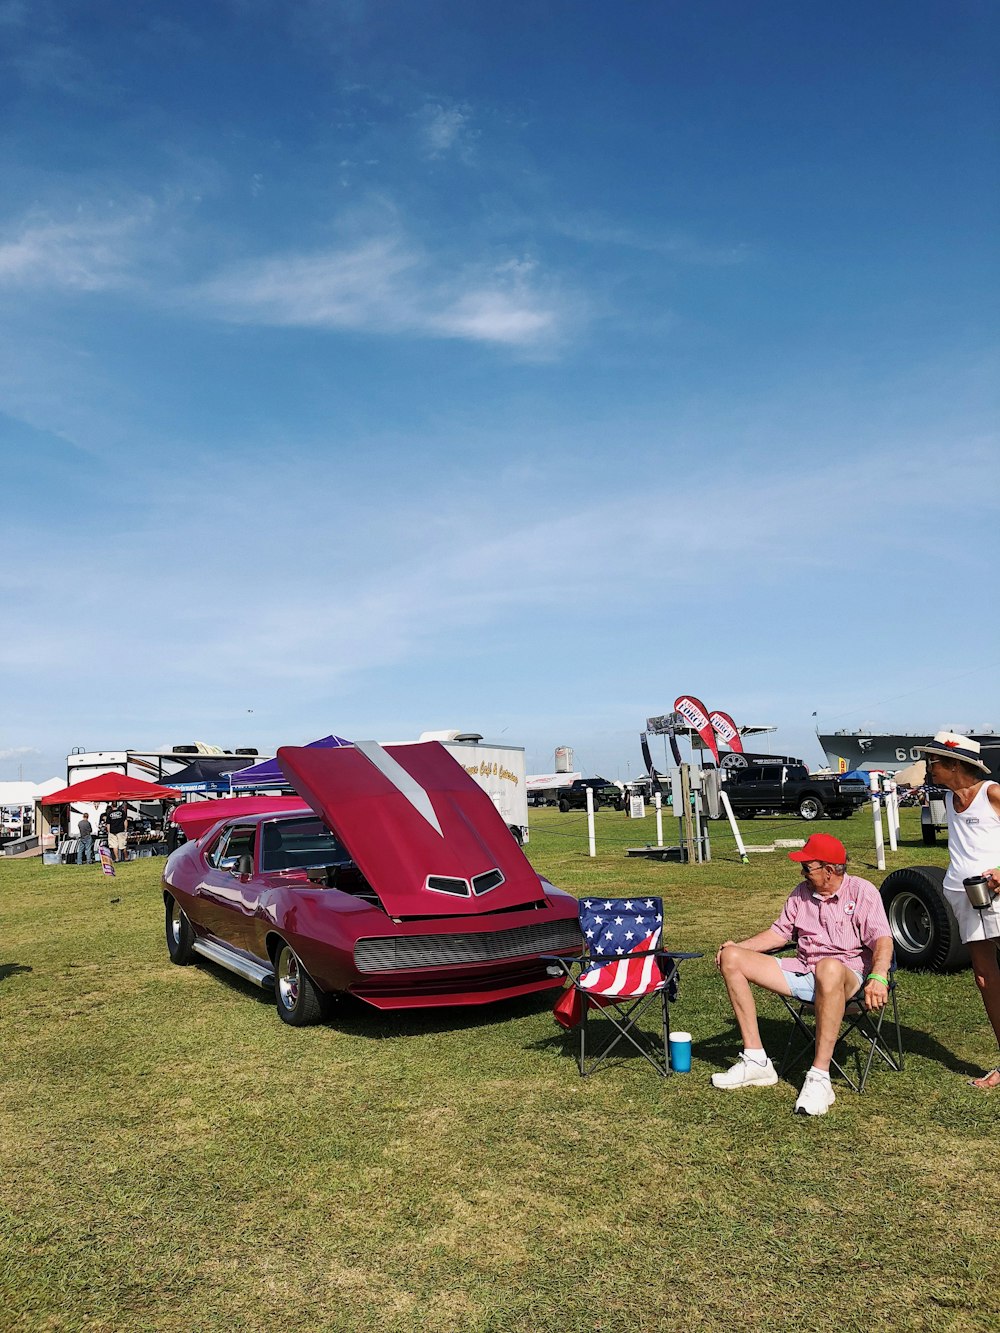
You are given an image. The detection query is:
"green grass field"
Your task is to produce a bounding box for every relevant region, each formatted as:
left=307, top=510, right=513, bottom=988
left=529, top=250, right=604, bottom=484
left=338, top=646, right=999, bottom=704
left=1, top=809, right=997, bottom=1332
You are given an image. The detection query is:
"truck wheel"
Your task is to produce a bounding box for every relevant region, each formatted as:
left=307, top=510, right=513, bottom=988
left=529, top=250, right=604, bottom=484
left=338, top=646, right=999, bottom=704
left=921, top=822, right=937, bottom=846
left=880, top=866, right=968, bottom=972
left=558, top=799, right=570, bottom=813
left=740, top=809, right=756, bottom=819
left=798, top=795, right=824, bottom=821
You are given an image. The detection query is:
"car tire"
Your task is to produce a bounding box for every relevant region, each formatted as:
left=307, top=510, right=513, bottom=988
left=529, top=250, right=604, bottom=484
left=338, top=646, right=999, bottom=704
left=558, top=799, right=570, bottom=813
left=165, top=895, right=196, bottom=965
left=880, top=865, right=969, bottom=972
left=798, top=795, right=824, bottom=821
left=274, top=942, right=325, bottom=1026
left=921, top=822, right=937, bottom=846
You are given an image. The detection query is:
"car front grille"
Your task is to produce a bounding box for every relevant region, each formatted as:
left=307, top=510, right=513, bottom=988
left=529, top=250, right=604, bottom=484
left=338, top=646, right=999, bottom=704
left=354, top=917, right=582, bottom=973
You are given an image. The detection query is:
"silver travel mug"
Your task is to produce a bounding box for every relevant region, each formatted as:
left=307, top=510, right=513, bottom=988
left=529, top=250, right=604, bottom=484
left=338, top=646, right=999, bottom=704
left=963, top=875, right=993, bottom=910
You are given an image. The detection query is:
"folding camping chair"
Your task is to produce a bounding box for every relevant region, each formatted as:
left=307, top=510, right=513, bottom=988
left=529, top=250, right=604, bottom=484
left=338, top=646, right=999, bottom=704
left=776, top=956, right=904, bottom=1093
left=544, top=896, right=701, bottom=1077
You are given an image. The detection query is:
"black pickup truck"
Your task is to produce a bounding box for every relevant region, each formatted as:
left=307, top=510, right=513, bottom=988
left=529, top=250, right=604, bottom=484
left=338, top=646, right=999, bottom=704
left=721, top=759, right=869, bottom=821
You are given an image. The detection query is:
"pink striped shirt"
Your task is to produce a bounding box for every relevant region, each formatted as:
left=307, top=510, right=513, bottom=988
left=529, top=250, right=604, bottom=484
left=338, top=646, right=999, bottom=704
left=773, top=874, right=891, bottom=977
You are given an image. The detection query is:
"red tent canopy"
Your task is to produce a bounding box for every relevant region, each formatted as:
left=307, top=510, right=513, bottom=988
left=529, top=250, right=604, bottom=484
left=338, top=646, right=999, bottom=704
left=40, top=772, right=184, bottom=805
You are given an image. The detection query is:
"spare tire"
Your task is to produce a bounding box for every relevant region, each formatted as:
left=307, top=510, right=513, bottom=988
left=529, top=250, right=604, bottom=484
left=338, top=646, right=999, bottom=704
left=880, top=865, right=969, bottom=971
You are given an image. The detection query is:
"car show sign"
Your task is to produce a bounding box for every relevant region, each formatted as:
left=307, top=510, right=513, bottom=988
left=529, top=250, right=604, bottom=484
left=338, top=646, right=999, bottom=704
left=709, top=710, right=743, bottom=754
left=673, top=696, right=720, bottom=764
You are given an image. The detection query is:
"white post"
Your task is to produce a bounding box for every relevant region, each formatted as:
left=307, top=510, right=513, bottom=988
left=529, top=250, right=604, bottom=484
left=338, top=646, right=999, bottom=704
left=586, top=785, right=596, bottom=858
left=655, top=791, right=663, bottom=848
left=870, top=772, right=885, bottom=871
left=719, top=790, right=748, bottom=864
left=886, top=780, right=898, bottom=852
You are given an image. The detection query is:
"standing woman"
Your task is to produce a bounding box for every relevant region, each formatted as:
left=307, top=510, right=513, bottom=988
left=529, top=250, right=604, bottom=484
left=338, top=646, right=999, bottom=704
left=917, top=731, right=1000, bottom=1089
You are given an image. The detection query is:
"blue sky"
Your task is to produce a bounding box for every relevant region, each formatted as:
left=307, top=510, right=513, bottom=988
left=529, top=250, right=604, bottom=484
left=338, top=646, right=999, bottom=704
left=1, top=0, right=998, bottom=783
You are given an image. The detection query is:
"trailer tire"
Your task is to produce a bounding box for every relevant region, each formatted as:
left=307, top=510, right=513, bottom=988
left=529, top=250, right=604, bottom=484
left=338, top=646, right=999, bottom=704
left=880, top=865, right=968, bottom=972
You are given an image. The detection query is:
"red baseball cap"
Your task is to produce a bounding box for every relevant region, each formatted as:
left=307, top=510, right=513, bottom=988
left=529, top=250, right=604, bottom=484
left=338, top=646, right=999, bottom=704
left=788, top=833, right=847, bottom=864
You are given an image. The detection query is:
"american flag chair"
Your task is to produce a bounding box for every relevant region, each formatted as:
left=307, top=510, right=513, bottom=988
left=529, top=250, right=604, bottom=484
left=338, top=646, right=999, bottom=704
left=544, top=896, right=701, bottom=1077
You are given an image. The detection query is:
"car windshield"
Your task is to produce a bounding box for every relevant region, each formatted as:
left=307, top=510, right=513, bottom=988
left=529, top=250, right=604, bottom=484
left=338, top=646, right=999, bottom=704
left=260, top=816, right=350, bottom=872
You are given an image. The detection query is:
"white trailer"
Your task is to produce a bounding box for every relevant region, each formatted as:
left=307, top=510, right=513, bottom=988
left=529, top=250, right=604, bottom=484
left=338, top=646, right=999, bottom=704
left=418, top=731, right=530, bottom=844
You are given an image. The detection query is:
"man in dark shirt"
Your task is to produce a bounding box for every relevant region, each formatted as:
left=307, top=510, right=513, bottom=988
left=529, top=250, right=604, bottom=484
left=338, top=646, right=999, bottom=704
left=76, top=814, right=94, bottom=864
left=106, top=803, right=128, bottom=862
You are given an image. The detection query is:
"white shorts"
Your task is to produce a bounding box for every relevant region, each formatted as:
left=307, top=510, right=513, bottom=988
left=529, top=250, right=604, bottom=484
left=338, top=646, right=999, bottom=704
left=783, top=964, right=865, bottom=1002
left=948, top=889, right=1000, bottom=944
left=108, top=830, right=127, bottom=851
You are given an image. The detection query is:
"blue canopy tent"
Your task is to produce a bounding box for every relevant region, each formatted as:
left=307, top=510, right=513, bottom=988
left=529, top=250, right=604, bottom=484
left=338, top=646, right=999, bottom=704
left=164, top=756, right=260, bottom=794
left=228, top=735, right=353, bottom=790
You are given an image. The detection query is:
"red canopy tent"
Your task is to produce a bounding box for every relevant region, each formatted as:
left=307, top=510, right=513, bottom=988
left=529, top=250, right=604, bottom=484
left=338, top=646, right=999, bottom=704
left=40, top=773, right=183, bottom=805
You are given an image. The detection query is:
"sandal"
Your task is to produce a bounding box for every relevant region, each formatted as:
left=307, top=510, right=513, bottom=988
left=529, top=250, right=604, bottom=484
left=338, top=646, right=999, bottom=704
left=969, top=1067, right=1000, bottom=1091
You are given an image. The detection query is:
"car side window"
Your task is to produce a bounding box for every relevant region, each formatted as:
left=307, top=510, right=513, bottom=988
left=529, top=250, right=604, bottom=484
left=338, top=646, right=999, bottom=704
left=215, top=826, right=256, bottom=871
left=205, top=828, right=230, bottom=868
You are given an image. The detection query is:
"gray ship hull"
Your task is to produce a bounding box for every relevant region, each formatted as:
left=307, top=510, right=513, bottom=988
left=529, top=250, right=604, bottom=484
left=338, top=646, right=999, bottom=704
left=819, top=731, right=1000, bottom=779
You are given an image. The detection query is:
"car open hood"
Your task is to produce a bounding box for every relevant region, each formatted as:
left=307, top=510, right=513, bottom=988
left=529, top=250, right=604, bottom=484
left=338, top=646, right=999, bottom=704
left=277, top=741, right=546, bottom=916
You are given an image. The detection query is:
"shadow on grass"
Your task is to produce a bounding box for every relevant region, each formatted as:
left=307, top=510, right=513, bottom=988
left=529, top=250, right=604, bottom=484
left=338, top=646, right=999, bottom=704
left=327, top=987, right=556, bottom=1039
left=195, top=959, right=558, bottom=1037
left=695, top=1015, right=982, bottom=1081
left=528, top=1011, right=671, bottom=1071
left=0, top=962, right=33, bottom=982
left=531, top=1010, right=984, bottom=1082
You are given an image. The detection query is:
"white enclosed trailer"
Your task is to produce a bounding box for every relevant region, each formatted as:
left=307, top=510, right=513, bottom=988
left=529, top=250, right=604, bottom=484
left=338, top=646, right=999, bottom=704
left=418, top=731, right=529, bottom=844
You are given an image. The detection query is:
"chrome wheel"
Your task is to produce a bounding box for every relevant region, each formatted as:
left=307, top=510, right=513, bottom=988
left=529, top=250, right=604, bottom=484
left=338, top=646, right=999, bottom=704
left=277, top=946, right=300, bottom=1009
left=888, top=890, right=932, bottom=955
left=165, top=894, right=195, bottom=965
left=273, top=941, right=324, bottom=1025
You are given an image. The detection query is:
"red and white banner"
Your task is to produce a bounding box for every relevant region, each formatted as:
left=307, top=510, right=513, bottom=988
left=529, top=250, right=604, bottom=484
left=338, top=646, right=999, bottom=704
left=673, top=696, right=720, bottom=764
left=709, top=710, right=744, bottom=755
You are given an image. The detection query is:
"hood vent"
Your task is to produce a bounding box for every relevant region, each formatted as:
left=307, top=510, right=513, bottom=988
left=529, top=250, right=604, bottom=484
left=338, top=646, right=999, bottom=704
left=472, top=869, right=504, bottom=896
left=426, top=875, right=471, bottom=897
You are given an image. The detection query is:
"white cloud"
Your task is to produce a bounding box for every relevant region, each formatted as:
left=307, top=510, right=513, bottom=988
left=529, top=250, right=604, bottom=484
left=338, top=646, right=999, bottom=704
left=0, top=203, right=155, bottom=292
left=415, top=102, right=473, bottom=158
left=0, top=746, right=38, bottom=760
left=190, top=235, right=563, bottom=346
left=555, top=213, right=750, bottom=266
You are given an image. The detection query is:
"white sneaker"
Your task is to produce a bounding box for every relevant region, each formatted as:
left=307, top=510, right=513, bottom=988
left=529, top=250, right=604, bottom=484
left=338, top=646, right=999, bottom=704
left=794, top=1071, right=836, bottom=1116
left=711, top=1053, right=778, bottom=1089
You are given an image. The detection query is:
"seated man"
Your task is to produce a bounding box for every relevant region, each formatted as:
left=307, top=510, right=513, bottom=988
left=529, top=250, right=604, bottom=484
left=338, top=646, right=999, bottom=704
left=712, top=833, right=893, bottom=1116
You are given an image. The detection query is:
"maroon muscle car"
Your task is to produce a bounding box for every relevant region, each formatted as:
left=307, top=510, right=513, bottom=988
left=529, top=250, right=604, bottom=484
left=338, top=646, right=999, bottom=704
left=162, top=740, right=582, bottom=1024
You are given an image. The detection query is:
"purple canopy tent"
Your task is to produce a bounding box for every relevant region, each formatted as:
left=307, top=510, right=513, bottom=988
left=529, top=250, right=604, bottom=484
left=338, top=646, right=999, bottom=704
left=228, top=735, right=352, bottom=790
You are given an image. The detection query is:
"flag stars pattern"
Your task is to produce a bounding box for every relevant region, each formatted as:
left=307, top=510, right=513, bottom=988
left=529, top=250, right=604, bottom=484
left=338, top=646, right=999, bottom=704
left=575, top=896, right=667, bottom=1001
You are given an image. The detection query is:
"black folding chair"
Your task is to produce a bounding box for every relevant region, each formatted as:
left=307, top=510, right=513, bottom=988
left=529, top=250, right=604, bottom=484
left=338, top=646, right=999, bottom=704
left=545, top=896, right=701, bottom=1077
left=777, top=957, right=903, bottom=1092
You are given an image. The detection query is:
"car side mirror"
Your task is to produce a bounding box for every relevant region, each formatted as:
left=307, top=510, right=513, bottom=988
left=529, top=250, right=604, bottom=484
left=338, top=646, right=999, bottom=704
left=232, top=853, right=253, bottom=877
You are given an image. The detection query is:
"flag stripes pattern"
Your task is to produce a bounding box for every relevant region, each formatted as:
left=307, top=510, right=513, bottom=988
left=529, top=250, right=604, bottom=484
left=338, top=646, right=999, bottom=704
left=577, top=898, right=665, bottom=999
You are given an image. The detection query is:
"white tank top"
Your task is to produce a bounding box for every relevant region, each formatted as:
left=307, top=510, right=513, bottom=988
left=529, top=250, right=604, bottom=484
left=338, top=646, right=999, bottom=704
left=944, top=782, right=1000, bottom=895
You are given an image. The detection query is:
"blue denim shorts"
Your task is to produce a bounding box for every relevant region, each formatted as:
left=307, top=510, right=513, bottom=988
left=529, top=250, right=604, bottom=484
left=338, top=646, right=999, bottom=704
left=783, top=965, right=864, bottom=1002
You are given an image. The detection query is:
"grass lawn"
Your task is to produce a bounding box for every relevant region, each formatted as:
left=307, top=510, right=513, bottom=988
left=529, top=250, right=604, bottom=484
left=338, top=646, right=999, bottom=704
left=1, top=808, right=997, bottom=1332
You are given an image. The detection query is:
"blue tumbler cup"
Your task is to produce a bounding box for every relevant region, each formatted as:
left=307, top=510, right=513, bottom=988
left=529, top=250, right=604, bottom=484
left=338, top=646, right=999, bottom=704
left=669, top=1031, right=692, bottom=1073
